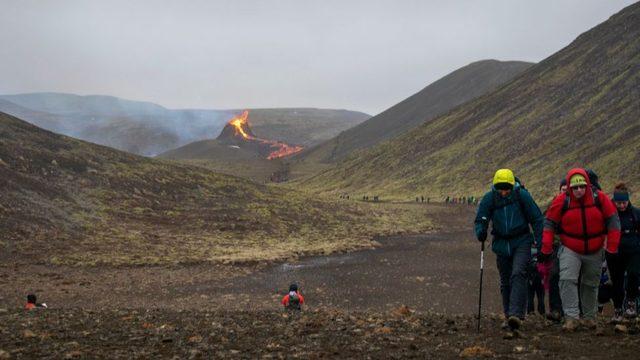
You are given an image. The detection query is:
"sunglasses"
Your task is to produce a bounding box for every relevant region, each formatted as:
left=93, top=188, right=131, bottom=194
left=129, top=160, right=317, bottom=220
left=571, top=185, right=587, bottom=190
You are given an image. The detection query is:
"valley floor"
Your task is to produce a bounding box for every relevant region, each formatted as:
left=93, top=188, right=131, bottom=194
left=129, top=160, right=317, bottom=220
left=1, top=203, right=639, bottom=358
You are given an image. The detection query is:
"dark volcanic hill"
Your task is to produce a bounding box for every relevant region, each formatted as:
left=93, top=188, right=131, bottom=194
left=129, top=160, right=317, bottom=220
left=0, top=111, right=421, bottom=266
left=295, top=60, right=533, bottom=165
left=301, top=3, right=640, bottom=199
left=0, top=93, right=370, bottom=156
left=158, top=111, right=304, bottom=181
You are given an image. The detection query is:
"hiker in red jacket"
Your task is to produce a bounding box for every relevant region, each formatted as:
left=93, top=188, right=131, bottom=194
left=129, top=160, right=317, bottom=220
left=24, top=294, right=47, bottom=310
left=540, top=168, right=620, bottom=331
left=281, top=283, right=305, bottom=311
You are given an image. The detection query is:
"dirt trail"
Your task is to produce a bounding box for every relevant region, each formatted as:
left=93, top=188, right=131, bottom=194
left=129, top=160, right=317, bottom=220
left=1, top=203, right=501, bottom=314
left=205, top=203, right=502, bottom=313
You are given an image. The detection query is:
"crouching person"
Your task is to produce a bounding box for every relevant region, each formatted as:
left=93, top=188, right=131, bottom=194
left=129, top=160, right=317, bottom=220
left=25, top=294, right=47, bottom=310
left=281, top=283, right=304, bottom=311
left=539, top=168, right=620, bottom=331
left=475, top=169, right=543, bottom=333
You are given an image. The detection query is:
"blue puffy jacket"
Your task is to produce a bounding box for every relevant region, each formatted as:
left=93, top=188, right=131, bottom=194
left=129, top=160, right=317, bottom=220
left=474, top=184, right=544, bottom=256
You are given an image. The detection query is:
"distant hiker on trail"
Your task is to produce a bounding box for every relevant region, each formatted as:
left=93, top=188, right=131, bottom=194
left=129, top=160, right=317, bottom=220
left=474, top=169, right=543, bottom=332
left=25, top=294, right=47, bottom=310
left=539, top=168, right=620, bottom=332
left=281, top=283, right=304, bottom=311
left=605, top=183, right=640, bottom=322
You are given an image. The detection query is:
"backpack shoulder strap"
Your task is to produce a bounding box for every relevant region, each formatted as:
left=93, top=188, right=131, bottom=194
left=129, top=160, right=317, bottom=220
left=514, top=188, right=530, bottom=223
left=487, top=190, right=497, bottom=218
left=593, top=187, right=602, bottom=211
left=560, top=192, right=570, bottom=215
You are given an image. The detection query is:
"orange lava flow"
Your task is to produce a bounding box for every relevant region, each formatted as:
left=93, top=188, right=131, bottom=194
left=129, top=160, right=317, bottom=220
left=225, top=110, right=304, bottom=159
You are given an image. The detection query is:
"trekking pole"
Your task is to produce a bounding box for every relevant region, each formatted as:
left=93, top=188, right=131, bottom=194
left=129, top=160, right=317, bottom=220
left=477, top=240, right=485, bottom=333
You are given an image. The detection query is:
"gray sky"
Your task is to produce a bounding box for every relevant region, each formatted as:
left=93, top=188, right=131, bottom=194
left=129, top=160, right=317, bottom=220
left=0, top=0, right=636, bottom=115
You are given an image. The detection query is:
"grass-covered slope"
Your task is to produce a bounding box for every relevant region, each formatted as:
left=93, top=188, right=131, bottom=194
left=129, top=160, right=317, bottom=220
left=295, top=60, right=532, bottom=166
left=0, top=112, right=433, bottom=266
left=302, top=3, right=640, bottom=200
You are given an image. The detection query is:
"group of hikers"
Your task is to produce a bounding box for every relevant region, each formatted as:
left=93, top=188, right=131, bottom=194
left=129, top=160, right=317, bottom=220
left=446, top=196, right=478, bottom=205
left=475, top=168, right=639, bottom=333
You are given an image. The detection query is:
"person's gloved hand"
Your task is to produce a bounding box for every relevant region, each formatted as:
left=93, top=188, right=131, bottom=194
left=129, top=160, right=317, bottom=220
left=537, top=252, right=551, bottom=264
left=477, top=229, right=487, bottom=242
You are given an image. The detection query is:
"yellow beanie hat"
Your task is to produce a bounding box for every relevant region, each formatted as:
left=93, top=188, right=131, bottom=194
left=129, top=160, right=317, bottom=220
left=493, top=169, right=515, bottom=186
left=569, top=174, right=587, bottom=187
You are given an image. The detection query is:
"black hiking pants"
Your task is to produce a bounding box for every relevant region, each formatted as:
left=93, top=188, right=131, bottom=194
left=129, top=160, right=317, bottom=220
left=606, top=251, right=640, bottom=308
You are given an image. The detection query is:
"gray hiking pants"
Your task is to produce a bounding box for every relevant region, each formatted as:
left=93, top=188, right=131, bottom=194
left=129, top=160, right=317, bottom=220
left=558, top=245, right=602, bottom=320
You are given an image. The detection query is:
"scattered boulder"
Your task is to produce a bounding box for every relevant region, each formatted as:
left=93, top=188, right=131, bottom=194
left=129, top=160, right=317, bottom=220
left=64, top=351, right=82, bottom=359
left=459, top=345, right=494, bottom=358
left=614, top=324, right=628, bottom=334
left=394, top=305, right=412, bottom=317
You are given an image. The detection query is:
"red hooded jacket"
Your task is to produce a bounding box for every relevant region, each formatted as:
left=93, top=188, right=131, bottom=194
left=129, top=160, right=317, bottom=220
left=542, top=168, right=620, bottom=255
left=281, top=291, right=305, bottom=307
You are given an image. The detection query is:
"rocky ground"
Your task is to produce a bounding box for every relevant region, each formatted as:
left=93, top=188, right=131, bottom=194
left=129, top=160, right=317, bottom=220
left=2, top=204, right=640, bottom=358
left=1, top=308, right=639, bottom=359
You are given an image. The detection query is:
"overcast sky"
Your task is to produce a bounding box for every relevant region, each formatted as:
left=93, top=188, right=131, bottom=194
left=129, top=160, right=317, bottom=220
left=0, top=0, right=636, bottom=115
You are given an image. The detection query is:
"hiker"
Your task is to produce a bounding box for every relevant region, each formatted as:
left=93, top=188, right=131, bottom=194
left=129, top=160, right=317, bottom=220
left=475, top=169, right=543, bottom=332
left=281, top=283, right=304, bottom=311
left=538, top=178, right=567, bottom=322
left=527, top=245, right=545, bottom=315
left=25, top=294, right=47, bottom=310
left=606, top=183, right=640, bottom=321
left=539, top=168, right=620, bottom=331
left=587, top=169, right=602, bottom=191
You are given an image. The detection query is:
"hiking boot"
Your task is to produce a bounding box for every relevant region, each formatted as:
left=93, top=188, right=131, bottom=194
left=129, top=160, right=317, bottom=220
left=500, top=320, right=509, bottom=330
left=562, top=319, right=579, bottom=332
left=611, top=309, right=624, bottom=324
left=546, top=310, right=562, bottom=323
left=507, top=316, right=522, bottom=331
left=624, top=301, right=637, bottom=318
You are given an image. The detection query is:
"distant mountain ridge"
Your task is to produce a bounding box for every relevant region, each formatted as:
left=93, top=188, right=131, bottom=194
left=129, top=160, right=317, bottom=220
left=295, top=59, right=533, bottom=165
left=301, top=2, right=640, bottom=199
left=0, top=93, right=369, bottom=156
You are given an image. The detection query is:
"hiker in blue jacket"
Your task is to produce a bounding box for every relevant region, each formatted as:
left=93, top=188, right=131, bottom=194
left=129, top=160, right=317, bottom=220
left=475, top=169, right=544, bottom=332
